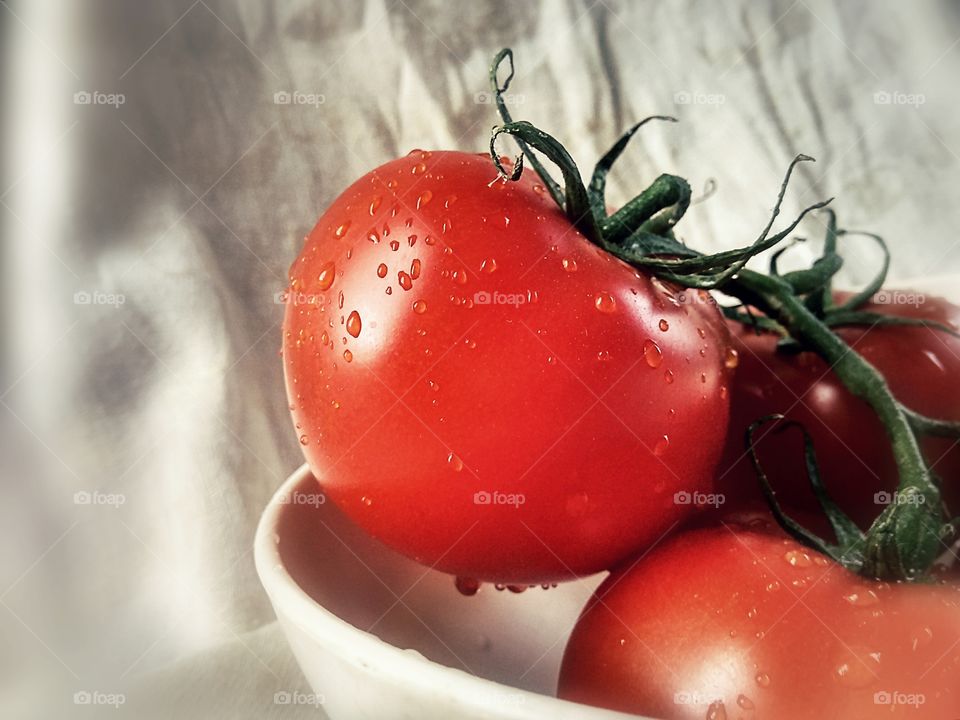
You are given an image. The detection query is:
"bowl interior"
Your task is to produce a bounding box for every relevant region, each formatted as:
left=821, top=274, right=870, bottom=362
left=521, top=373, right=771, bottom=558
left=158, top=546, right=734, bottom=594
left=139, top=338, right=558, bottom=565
left=272, top=465, right=607, bottom=695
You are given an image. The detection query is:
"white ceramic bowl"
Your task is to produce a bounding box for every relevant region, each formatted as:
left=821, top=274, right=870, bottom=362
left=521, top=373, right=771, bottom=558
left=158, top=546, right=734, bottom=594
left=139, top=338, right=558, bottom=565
left=254, top=463, right=638, bottom=720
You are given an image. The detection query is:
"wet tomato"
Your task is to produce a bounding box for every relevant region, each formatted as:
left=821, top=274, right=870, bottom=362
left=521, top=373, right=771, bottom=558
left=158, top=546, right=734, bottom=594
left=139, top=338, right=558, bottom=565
left=282, top=150, right=733, bottom=583
left=717, top=293, right=960, bottom=531
left=559, top=518, right=960, bottom=718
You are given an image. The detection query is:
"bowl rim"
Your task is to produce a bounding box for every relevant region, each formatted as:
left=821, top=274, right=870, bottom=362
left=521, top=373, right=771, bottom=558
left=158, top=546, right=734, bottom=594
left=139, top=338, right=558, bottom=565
left=254, top=463, right=636, bottom=720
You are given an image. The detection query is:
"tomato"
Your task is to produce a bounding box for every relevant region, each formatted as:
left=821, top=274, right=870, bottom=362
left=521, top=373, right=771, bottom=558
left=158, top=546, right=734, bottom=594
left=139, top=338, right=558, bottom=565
left=717, top=293, right=960, bottom=532
left=558, top=517, right=960, bottom=718
left=282, top=150, right=733, bottom=584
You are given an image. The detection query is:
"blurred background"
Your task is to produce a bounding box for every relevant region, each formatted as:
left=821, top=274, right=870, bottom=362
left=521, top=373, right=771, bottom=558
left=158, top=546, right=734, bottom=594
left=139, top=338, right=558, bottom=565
left=2, top=1, right=959, bottom=717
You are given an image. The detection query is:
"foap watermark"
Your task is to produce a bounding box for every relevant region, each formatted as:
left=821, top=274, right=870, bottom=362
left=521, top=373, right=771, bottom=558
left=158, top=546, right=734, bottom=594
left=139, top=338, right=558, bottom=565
left=274, top=691, right=325, bottom=707
left=74, top=490, right=126, bottom=508
left=74, top=90, right=125, bottom=108
left=474, top=90, right=525, bottom=105
left=473, top=290, right=527, bottom=307
left=674, top=490, right=725, bottom=508
left=674, top=90, right=725, bottom=106
left=474, top=490, right=525, bottom=508
left=872, top=290, right=925, bottom=308
left=674, top=690, right=722, bottom=706
left=74, top=290, right=125, bottom=308
left=463, top=689, right=526, bottom=707
left=874, top=490, right=926, bottom=507
left=873, top=90, right=925, bottom=107
left=277, top=490, right=326, bottom=508
left=273, top=90, right=325, bottom=108
left=675, top=289, right=716, bottom=307
left=874, top=690, right=926, bottom=708
left=73, top=691, right=126, bottom=708
left=275, top=290, right=322, bottom=306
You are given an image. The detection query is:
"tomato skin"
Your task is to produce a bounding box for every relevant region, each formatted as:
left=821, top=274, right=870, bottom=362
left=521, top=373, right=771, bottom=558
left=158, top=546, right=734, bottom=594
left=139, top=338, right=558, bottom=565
left=717, top=294, right=960, bottom=531
left=283, top=150, right=733, bottom=584
left=558, top=519, right=960, bottom=719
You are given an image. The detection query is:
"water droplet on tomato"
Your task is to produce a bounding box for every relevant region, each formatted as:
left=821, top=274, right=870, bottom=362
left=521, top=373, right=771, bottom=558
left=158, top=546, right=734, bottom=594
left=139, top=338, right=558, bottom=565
left=480, top=258, right=498, bottom=274
left=561, top=257, right=577, bottom=273
left=334, top=222, right=351, bottom=239
left=566, top=492, right=590, bottom=517
left=369, top=195, right=382, bottom=215
left=337, top=291, right=344, bottom=310
left=455, top=576, right=480, bottom=596
left=416, top=190, right=433, bottom=210
left=413, top=300, right=427, bottom=314
left=412, top=162, right=426, bottom=175
left=447, top=452, right=463, bottom=472
left=755, top=672, right=771, bottom=688
left=664, top=369, right=674, bottom=384
left=706, top=701, right=727, bottom=720
left=654, top=435, right=669, bottom=456
left=317, top=262, right=336, bottom=291
left=658, top=318, right=669, bottom=331
left=299, top=434, right=309, bottom=445
left=346, top=310, right=362, bottom=337
left=737, top=694, right=755, bottom=710
left=844, top=590, right=880, bottom=607
left=444, top=195, right=458, bottom=209
left=643, top=339, right=663, bottom=368
left=385, top=286, right=393, bottom=295
left=725, top=347, right=740, bottom=369
left=910, top=626, right=934, bottom=651
left=377, top=263, right=388, bottom=278
left=595, top=292, right=617, bottom=313
left=784, top=549, right=812, bottom=567
left=343, top=349, right=353, bottom=362
left=410, top=258, right=422, bottom=279
left=398, top=271, right=413, bottom=291
left=360, top=495, right=373, bottom=507
left=833, top=649, right=879, bottom=688
left=507, top=584, right=526, bottom=594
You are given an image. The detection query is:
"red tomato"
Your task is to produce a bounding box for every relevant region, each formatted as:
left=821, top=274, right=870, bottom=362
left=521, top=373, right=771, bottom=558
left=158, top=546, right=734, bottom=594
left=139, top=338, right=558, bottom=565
left=558, top=518, right=960, bottom=718
left=282, top=150, right=733, bottom=583
left=717, top=293, right=960, bottom=531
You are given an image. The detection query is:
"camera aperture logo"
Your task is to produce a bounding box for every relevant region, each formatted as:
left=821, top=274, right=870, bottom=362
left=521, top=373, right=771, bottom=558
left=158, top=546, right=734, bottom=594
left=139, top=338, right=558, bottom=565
left=74, top=91, right=125, bottom=108
left=474, top=490, right=525, bottom=508
left=274, top=90, right=325, bottom=108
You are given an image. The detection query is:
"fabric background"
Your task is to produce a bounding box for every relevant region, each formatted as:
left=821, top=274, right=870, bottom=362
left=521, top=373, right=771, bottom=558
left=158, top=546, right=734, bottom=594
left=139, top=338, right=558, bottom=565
left=3, top=1, right=960, bottom=718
